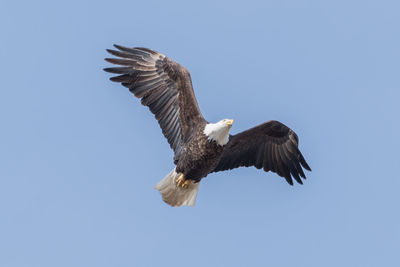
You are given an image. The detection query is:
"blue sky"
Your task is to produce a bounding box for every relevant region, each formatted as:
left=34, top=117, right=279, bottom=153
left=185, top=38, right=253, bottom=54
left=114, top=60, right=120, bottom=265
left=1, top=0, right=399, bottom=266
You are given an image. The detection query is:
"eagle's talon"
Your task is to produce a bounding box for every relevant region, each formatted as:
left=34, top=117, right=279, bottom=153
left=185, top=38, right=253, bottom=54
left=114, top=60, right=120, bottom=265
left=182, top=180, right=191, bottom=188
left=176, top=174, right=185, bottom=188
left=176, top=174, right=192, bottom=189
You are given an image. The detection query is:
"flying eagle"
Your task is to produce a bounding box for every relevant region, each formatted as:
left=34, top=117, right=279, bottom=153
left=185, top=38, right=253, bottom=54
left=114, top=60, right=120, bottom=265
left=104, top=45, right=311, bottom=207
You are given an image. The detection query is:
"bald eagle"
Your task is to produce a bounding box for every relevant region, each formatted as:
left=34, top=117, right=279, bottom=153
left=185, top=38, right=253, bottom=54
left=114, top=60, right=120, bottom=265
left=104, top=45, right=311, bottom=207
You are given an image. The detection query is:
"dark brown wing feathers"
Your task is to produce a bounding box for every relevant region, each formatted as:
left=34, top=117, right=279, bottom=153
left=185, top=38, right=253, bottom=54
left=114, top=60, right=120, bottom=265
left=104, top=46, right=311, bottom=185
left=212, top=120, right=311, bottom=185
left=104, top=45, right=204, bottom=155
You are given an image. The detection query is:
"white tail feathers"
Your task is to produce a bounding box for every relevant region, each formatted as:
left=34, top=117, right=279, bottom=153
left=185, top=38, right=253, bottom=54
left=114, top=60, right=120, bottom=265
left=154, top=168, right=200, bottom=207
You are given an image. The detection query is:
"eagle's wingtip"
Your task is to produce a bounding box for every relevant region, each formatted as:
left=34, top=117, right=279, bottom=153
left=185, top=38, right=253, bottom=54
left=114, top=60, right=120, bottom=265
left=113, top=44, right=125, bottom=50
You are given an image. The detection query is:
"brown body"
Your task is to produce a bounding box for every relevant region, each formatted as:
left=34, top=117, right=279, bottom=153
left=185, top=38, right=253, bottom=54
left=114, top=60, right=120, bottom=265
left=175, top=123, right=224, bottom=182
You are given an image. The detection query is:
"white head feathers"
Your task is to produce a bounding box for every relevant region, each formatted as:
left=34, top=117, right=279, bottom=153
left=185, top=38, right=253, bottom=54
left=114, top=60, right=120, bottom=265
left=203, top=119, right=234, bottom=146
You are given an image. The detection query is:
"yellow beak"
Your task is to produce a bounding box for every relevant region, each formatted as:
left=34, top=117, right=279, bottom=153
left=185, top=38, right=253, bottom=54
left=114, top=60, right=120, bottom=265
left=225, top=119, right=234, bottom=126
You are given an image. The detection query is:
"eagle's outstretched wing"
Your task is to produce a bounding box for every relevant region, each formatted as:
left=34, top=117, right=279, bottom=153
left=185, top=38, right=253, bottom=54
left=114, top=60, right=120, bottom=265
left=212, top=120, right=311, bottom=185
left=104, top=45, right=205, bottom=155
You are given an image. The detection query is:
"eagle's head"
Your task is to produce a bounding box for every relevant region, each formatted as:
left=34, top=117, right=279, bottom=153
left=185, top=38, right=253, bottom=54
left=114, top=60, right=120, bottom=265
left=203, top=119, right=234, bottom=146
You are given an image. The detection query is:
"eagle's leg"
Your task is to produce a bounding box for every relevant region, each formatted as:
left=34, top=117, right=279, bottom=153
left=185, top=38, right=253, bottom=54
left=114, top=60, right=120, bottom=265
left=176, top=173, right=192, bottom=189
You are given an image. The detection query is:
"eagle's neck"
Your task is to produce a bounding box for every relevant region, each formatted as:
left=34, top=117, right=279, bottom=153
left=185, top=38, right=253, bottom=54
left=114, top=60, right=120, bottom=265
left=203, top=123, right=230, bottom=146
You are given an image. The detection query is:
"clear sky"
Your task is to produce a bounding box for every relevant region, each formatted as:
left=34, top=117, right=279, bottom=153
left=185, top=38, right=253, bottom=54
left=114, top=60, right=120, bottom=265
left=1, top=0, right=399, bottom=266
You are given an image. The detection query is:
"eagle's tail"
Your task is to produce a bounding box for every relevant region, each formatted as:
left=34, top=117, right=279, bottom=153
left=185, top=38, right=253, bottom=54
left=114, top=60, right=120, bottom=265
left=154, top=168, right=200, bottom=207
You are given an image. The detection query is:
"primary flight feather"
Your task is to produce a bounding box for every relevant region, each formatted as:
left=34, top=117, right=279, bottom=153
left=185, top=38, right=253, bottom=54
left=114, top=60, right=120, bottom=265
left=104, top=45, right=311, bottom=207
